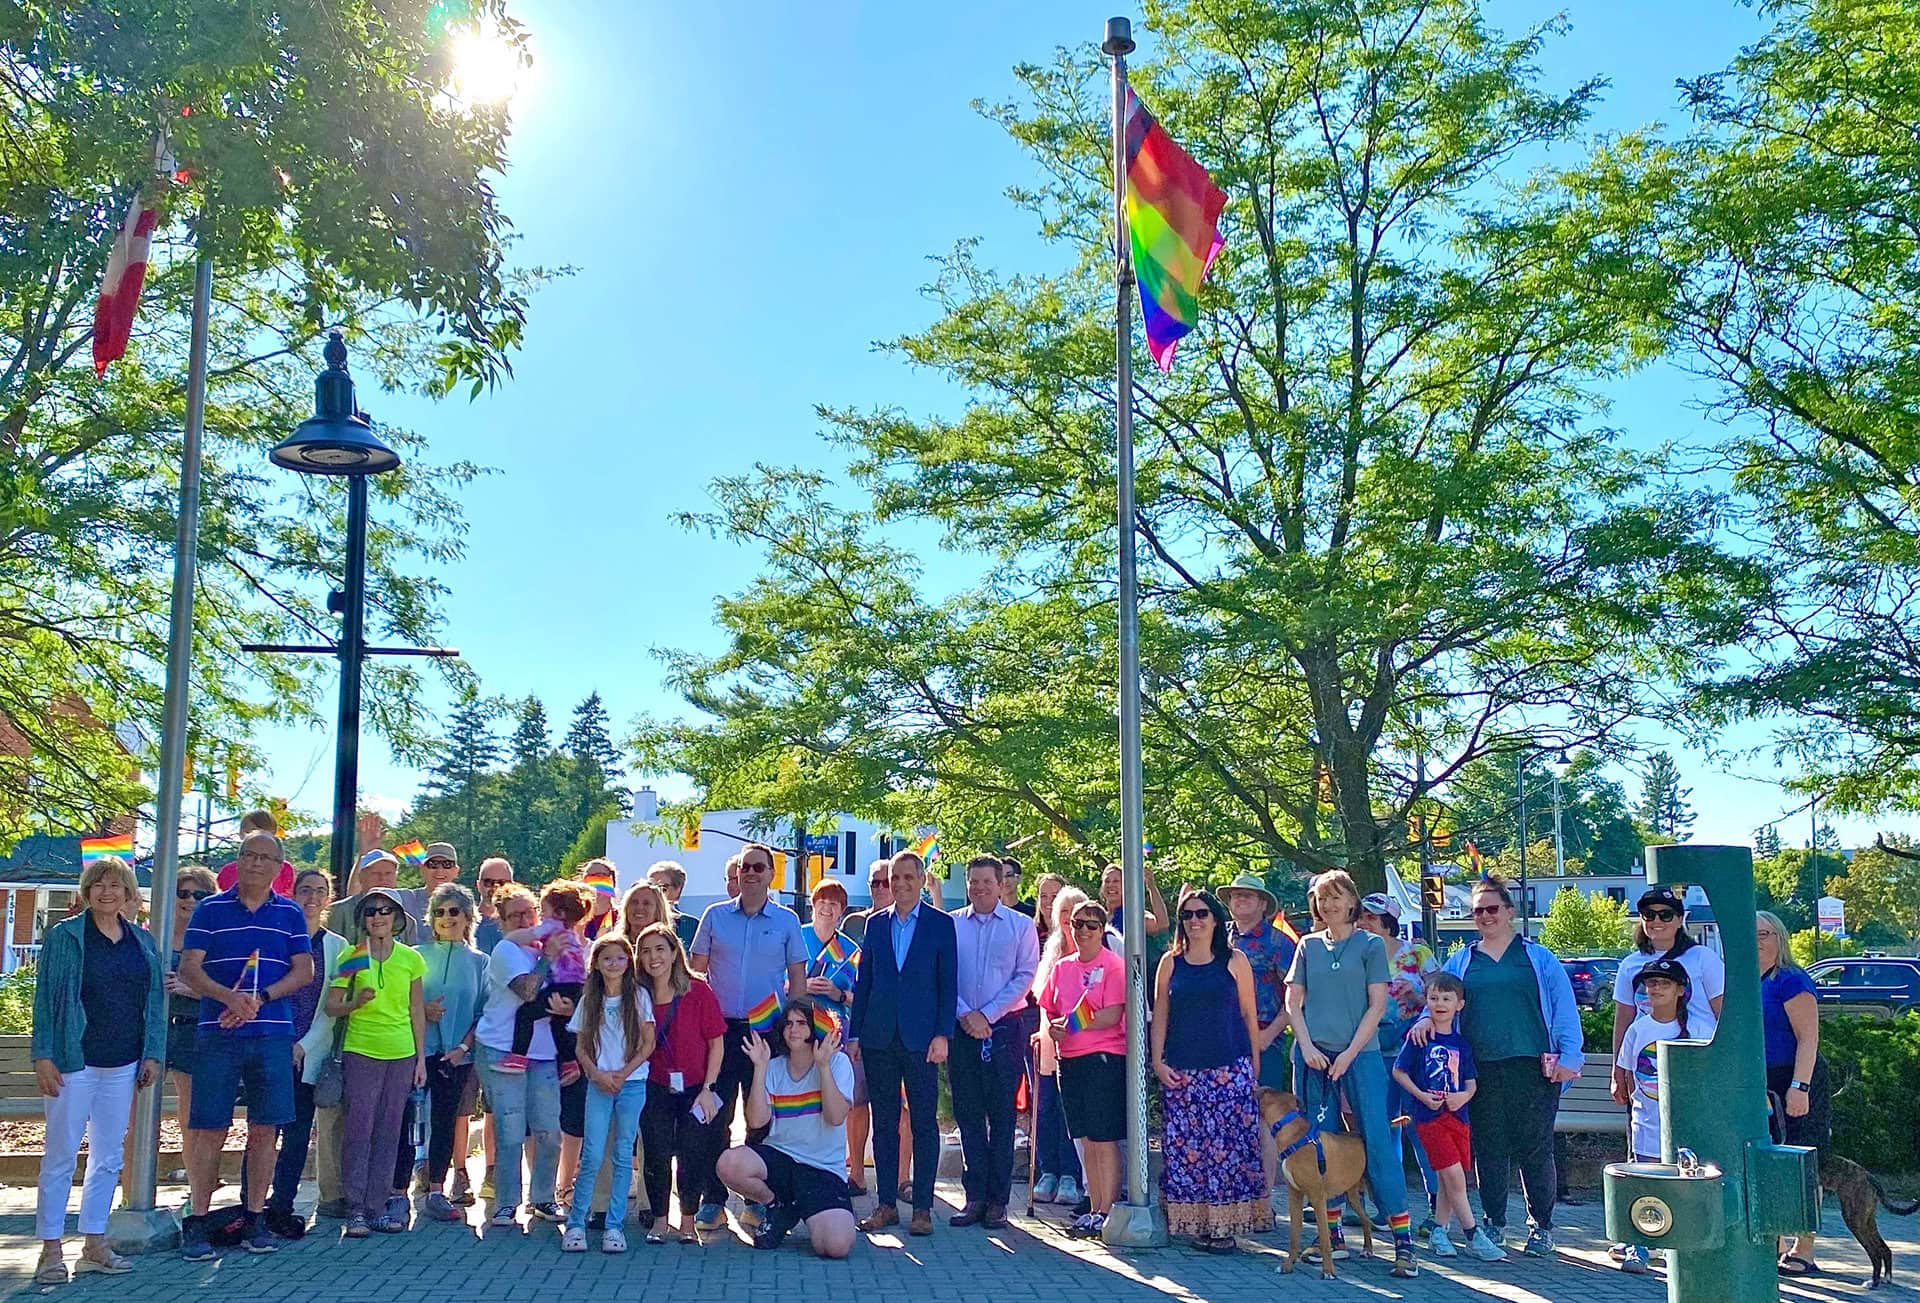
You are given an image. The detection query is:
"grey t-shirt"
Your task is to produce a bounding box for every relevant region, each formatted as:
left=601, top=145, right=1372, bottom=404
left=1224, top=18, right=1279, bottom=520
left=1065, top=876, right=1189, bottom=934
left=1286, top=929, right=1388, bottom=1052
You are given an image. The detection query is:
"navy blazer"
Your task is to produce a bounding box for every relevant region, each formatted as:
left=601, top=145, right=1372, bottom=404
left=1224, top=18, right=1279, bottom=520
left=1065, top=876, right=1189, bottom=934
left=850, top=903, right=957, bottom=1053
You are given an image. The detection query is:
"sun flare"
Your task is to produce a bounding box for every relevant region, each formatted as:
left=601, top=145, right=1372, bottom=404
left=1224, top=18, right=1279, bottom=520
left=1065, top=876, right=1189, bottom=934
left=450, top=26, right=524, bottom=106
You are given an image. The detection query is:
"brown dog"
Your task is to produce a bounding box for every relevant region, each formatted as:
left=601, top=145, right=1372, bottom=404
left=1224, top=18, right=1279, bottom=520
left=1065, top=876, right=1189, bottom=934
left=1820, top=1152, right=1917, bottom=1288
left=1259, top=1087, right=1374, bottom=1278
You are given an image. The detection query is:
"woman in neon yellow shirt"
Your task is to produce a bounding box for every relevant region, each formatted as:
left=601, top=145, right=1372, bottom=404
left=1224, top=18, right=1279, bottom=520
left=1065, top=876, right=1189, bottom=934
left=324, top=887, right=427, bottom=1237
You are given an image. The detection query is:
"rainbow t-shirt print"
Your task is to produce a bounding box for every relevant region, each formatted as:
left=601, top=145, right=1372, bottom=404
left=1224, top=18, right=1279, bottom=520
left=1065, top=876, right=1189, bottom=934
left=1634, top=1046, right=1660, bottom=1101
left=769, top=1088, right=822, bottom=1120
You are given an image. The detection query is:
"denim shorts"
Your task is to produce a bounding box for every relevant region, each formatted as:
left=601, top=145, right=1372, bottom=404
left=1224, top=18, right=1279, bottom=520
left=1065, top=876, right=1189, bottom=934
left=189, top=1030, right=295, bottom=1129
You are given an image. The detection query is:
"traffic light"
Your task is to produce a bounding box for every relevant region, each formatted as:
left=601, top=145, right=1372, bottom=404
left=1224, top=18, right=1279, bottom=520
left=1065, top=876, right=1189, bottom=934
left=1422, top=873, right=1445, bottom=911
left=681, top=818, right=701, bottom=852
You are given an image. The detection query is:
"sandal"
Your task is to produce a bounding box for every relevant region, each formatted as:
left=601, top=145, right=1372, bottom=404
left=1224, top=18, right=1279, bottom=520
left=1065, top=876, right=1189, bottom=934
left=74, top=1250, right=133, bottom=1275
left=645, top=1227, right=666, bottom=1245
left=1778, top=1255, right=1820, bottom=1277
left=34, top=1258, right=69, bottom=1286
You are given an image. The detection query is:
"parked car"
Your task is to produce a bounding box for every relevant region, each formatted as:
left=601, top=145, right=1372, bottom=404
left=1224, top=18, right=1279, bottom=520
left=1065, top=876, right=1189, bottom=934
left=1562, top=956, right=1621, bottom=1009
left=1805, top=956, right=1920, bottom=1017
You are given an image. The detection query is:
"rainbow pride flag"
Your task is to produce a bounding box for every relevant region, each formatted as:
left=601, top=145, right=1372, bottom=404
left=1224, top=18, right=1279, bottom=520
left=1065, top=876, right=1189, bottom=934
left=583, top=863, right=616, bottom=898
left=79, top=833, right=134, bottom=866
left=1124, top=88, right=1227, bottom=370
left=390, top=839, right=427, bottom=866
left=769, top=1088, right=822, bottom=1120
left=239, top=949, right=261, bottom=992
left=822, top=934, right=857, bottom=969
left=912, top=833, right=939, bottom=862
left=336, top=943, right=372, bottom=977
left=811, top=1002, right=843, bottom=1042
left=745, top=991, right=782, bottom=1034
left=1065, top=990, right=1099, bottom=1033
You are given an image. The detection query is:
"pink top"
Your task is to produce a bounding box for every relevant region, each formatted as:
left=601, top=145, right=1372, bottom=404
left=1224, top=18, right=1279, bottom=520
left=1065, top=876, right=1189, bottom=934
left=1038, top=949, right=1126, bottom=1058
left=216, top=859, right=297, bottom=895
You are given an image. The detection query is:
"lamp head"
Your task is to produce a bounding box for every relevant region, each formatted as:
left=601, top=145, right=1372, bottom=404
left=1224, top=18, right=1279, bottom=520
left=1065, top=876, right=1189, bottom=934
left=269, top=329, right=400, bottom=476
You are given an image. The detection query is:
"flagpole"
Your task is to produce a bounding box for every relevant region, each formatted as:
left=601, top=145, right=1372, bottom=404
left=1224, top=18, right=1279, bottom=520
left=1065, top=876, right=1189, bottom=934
left=112, top=240, right=212, bottom=1255
left=1101, top=14, right=1167, bottom=1250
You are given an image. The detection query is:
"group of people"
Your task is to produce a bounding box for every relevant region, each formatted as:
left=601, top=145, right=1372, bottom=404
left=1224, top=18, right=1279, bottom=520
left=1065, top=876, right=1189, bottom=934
left=29, top=823, right=1829, bottom=1280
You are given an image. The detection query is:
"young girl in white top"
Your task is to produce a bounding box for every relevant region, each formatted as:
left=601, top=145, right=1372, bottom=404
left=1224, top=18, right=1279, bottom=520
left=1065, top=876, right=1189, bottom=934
left=1614, top=957, right=1717, bottom=1274
left=560, top=935, right=654, bottom=1254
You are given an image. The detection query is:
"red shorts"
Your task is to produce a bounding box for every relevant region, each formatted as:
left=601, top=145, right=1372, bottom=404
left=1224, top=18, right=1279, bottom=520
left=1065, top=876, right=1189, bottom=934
left=1415, top=1111, right=1472, bottom=1172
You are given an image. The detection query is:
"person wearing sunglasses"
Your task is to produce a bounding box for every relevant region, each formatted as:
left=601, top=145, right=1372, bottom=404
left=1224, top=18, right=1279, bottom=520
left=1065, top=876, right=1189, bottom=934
left=1037, top=901, right=1125, bottom=1238
left=271, top=869, right=350, bottom=1232
left=163, top=865, right=219, bottom=1146
left=323, top=887, right=427, bottom=1237
left=1411, top=874, right=1583, bottom=1261
left=326, top=849, right=425, bottom=945
left=1150, top=888, right=1270, bottom=1252
left=417, top=884, right=489, bottom=1219
left=1609, top=886, right=1725, bottom=1100
left=473, top=857, right=516, bottom=955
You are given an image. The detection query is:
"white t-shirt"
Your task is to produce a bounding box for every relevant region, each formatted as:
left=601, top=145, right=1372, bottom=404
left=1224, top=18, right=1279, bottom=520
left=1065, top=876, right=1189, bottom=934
left=566, top=991, right=655, bottom=1081
left=762, top=1051, right=855, bottom=1175
left=475, top=941, right=555, bottom=1059
left=1615, top=1006, right=1720, bottom=1159
left=1614, top=945, right=1725, bottom=1030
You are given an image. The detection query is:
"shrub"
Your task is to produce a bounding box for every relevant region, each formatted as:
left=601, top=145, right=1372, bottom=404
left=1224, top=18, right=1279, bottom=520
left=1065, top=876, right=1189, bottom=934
left=1821, top=1012, right=1920, bottom=1173
left=0, top=964, right=35, bottom=1035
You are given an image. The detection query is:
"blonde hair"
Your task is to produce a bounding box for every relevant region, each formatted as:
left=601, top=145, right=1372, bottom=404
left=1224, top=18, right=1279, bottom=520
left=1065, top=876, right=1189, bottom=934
left=1036, top=886, right=1093, bottom=993
left=616, top=882, right=671, bottom=942
left=80, top=856, right=141, bottom=916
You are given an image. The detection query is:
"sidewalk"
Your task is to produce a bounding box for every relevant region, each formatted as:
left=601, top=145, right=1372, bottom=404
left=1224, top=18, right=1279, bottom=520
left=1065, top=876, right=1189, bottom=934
left=1, top=1177, right=1912, bottom=1302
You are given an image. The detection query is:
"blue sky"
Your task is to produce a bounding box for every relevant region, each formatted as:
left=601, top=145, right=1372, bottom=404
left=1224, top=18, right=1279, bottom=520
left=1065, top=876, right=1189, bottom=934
left=247, top=0, right=1913, bottom=854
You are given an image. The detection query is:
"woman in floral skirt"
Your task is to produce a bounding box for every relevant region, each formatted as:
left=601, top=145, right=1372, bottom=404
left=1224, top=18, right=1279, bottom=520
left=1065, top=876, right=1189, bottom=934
left=1149, top=888, right=1270, bottom=1251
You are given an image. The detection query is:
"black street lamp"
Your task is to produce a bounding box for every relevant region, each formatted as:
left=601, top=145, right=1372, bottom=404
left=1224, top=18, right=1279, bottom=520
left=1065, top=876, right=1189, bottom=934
left=269, top=330, right=401, bottom=888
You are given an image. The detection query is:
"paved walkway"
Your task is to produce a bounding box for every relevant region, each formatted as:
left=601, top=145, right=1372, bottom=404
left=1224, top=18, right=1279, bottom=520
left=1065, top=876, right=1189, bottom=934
left=2, top=1174, right=1914, bottom=1303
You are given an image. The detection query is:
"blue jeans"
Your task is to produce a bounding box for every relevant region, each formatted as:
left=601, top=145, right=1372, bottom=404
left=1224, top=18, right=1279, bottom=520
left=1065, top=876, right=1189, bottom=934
left=568, top=1079, right=646, bottom=1232
left=478, top=1045, right=560, bottom=1210
left=1294, top=1043, right=1408, bottom=1229
left=1386, top=1060, right=1438, bottom=1212
left=1035, top=1073, right=1082, bottom=1184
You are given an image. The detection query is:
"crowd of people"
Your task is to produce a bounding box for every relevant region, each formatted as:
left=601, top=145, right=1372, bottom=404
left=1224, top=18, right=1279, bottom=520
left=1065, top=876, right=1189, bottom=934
left=28, top=820, right=1824, bottom=1282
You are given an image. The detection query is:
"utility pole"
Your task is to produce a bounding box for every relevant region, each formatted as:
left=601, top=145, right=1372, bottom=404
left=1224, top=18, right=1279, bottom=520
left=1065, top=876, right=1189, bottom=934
left=1552, top=767, right=1565, bottom=877
left=1517, top=751, right=1529, bottom=937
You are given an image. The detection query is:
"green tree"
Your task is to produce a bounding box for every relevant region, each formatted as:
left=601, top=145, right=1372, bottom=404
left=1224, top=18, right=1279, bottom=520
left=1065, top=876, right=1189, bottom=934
left=1637, top=751, right=1695, bottom=841
left=1595, top=0, right=1920, bottom=813
left=1539, top=886, right=1632, bottom=956
left=0, top=1, right=540, bottom=846
left=419, top=684, right=504, bottom=855
left=642, top=0, right=1760, bottom=893
left=1828, top=836, right=1920, bottom=941
left=1754, top=823, right=1783, bottom=860
left=563, top=691, right=623, bottom=827
left=1444, top=749, right=1644, bottom=873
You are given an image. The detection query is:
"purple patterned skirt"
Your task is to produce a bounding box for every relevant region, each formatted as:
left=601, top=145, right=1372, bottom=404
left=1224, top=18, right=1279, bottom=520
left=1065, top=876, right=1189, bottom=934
left=1159, top=1055, right=1272, bottom=1237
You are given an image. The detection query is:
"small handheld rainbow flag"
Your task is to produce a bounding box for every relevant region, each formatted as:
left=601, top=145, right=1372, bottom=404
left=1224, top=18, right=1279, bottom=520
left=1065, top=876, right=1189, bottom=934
left=583, top=863, right=616, bottom=898
left=79, top=833, right=134, bottom=866
left=336, top=943, right=372, bottom=977
left=239, top=949, right=261, bottom=994
left=1065, top=990, right=1099, bottom=1033
left=912, top=833, right=939, bottom=862
left=745, top=991, right=782, bottom=1034
left=811, top=1002, right=843, bottom=1042
left=1466, top=840, right=1485, bottom=878
left=390, top=840, right=427, bottom=867
left=821, top=934, right=857, bottom=969
left=1124, top=89, right=1228, bottom=370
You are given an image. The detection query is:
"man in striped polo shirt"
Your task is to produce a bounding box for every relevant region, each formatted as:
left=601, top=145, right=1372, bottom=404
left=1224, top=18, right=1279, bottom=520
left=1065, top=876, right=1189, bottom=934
left=177, top=831, right=314, bottom=1260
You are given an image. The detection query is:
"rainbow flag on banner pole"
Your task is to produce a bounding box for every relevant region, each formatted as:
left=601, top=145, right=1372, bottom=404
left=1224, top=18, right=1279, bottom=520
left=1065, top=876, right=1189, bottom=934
left=1065, top=990, right=1099, bottom=1033
left=79, top=833, right=134, bottom=866
left=745, top=991, right=782, bottom=1034
left=390, top=840, right=427, bottom=867
left=1123, top=88, right=1228, bottom=370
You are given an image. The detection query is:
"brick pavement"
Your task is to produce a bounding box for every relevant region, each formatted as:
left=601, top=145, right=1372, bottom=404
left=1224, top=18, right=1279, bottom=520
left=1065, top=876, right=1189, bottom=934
left=0, top=1176, right=1913, bottom=1303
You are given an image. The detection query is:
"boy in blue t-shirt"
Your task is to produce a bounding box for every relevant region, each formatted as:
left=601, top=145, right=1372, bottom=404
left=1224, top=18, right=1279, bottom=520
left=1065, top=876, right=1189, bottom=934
left=1392, top=972, right=1501, bottom=1262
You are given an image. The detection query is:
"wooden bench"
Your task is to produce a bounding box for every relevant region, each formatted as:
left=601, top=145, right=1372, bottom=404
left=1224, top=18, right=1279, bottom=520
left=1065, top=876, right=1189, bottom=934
left=0, top=1035, right=179, bottom=1119
left=1555, top=1058, right=1627, bottom=1135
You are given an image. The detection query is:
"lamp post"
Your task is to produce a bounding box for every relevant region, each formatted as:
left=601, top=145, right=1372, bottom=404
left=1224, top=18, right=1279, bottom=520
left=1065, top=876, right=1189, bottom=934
left=268, top=330, right=401, bottom=887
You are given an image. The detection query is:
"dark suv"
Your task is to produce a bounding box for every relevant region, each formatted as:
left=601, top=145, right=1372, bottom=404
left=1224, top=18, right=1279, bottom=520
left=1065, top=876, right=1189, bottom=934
left=1805, top=956, right=1920, bottom=1015
left=1562, top=956, right=1621, bottom=1009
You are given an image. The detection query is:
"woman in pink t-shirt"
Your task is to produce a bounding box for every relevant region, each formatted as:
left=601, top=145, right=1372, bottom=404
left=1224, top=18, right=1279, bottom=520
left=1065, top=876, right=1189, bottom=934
left=1037, top=898, right=1126, bottom=1238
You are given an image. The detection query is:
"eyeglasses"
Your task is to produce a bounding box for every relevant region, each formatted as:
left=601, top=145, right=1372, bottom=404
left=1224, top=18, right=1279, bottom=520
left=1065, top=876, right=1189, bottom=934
left=177, top=889, right=212, bottom=902
left=363, top=905, right=397, bottom=917
left=740, top=861, right=772, bottom=874
left=433, top=906, right=466, bottom=918
left=1178, top=908, right=1212, bottom=921
left=1640, top=909, right=1679, bottom=922
left=424, top=858, right=456, bottom=870
left=1470, top=904, right=1504, bottom=917
left=480, top=877, right=510, bottom=888
left=1071, top=919, right=1105, bottom=932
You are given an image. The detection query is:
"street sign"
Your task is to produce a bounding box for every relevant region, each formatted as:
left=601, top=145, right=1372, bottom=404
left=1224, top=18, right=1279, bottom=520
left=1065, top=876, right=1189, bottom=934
left=804, top=833, right=839, bottom=854
left=1817, top=895, right=1845, bottom=936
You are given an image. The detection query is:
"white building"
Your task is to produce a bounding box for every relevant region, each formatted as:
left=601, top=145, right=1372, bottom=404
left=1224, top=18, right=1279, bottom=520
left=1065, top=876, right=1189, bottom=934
left=602, top=789, right=899, bottom=919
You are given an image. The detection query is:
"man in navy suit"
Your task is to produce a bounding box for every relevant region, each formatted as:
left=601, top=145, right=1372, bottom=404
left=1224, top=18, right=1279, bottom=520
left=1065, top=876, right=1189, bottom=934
left=849, top=850, right=956, bottom=1237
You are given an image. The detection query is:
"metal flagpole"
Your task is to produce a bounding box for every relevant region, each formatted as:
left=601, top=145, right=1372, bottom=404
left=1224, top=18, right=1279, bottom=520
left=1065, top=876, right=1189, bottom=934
left=1101, top=14, right=1167, bottom=1250
left=112, top=244, right=213, bottom=1254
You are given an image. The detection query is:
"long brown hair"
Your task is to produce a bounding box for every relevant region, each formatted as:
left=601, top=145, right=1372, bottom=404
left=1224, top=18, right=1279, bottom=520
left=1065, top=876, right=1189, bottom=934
left=577, top=934, right=643, bottom=1067
left=634, top=921, right=691, bottom=999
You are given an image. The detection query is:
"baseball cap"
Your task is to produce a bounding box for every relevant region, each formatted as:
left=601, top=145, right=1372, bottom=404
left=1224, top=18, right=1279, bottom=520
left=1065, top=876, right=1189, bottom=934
left=357, top=848, right=398, bottom=873
left=423, top=842, right=458, bottom=863
left=1360, top=892, right=1402, bottom=922
left=1637, top=885, right=1685, bottom=915
left=1633, top=957, right=1691, bottom=988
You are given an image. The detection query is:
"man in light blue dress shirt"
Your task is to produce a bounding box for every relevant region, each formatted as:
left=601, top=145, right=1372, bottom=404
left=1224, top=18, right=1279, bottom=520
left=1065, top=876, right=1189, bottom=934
left=946, top=855, right=1041, bottom=1229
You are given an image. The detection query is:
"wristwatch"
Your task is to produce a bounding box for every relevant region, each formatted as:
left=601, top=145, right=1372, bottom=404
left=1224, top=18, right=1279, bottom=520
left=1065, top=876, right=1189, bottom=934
left=1789, top=1079, right=1810, bottom=1092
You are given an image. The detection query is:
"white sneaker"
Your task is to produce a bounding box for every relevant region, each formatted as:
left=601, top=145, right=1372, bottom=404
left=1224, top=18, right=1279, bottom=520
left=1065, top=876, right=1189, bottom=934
left=1056, top=1175, right=1082, bottom=1206
left=1468, top=1226, right=1506, bottom=1261
left=1430, top=1226, right=1458, bottom=1257
left=560, top=1227, right=587, bottom=1253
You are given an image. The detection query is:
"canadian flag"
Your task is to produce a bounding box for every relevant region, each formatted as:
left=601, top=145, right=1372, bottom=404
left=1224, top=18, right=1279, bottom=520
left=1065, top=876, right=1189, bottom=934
left=92, top=186, right=161, bottom=377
